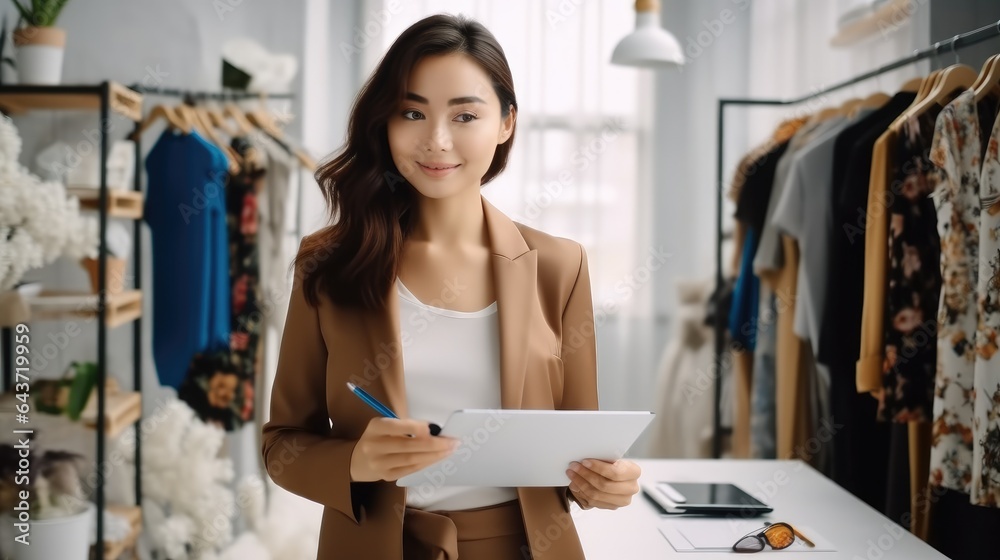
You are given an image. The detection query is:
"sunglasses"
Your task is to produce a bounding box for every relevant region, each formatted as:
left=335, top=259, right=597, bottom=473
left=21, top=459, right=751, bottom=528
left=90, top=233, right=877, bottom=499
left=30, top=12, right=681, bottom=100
left=732, top=522, right=796, bottom=553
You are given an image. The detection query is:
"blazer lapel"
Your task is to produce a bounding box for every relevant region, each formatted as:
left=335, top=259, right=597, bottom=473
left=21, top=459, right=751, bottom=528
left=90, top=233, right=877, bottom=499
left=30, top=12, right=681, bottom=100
left=370, top=195, right=537, bottom=417
left=483, top=197, right=536, bottom=410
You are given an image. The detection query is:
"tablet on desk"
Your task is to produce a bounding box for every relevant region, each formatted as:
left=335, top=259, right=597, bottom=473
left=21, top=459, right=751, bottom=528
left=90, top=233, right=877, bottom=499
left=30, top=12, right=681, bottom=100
left=642, top=481, right=774, bottom=515
left=396, top=409, right=655, bottom=488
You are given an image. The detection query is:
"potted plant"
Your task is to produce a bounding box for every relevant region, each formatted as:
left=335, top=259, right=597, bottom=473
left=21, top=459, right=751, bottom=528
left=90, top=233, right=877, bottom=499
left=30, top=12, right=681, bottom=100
left=10, top=0, right=71, bottom=85
left=0, top=443, right=94, bottom=560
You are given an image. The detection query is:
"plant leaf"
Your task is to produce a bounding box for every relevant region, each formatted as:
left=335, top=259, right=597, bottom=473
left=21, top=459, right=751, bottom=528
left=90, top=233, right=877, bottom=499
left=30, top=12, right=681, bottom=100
left=53, top=0, right=69, bottom=25
left=11, top=1, right=34, bottom=26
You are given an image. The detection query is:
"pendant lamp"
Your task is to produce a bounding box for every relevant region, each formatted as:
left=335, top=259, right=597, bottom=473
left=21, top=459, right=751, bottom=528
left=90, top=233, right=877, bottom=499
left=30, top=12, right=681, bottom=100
left=611, top=0, right=685, bottom=68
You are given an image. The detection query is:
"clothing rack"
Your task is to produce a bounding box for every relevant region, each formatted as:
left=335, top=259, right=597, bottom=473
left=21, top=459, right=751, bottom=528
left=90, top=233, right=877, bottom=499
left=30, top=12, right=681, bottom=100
left=711, top=19, right=1000, bottom=459
left=126, top=85, right=294, bottom=100
left=131, top=84, right=308, bottom=234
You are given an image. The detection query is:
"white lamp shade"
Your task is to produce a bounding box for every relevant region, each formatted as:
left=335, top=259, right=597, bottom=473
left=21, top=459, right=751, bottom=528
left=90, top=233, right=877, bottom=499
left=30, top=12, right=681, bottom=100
left=611, top=10, right=685, bottom=68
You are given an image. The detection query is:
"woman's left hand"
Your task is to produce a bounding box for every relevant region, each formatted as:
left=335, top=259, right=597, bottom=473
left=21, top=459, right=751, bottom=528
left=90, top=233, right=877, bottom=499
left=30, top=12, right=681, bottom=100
left=565, top=459, right=641, bottom=510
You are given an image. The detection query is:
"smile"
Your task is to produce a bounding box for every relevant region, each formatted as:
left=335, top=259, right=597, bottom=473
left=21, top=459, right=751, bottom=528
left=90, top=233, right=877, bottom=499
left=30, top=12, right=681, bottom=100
left=418, top=163, right=460, bottom=177
left=419, top=163, right=459, bottom=170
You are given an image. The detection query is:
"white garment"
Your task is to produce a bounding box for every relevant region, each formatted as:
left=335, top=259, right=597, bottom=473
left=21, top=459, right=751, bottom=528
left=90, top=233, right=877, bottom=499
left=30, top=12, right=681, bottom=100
left=396, top=278, right=518, bottom=511
left=645, top=280, right=715, bottom=459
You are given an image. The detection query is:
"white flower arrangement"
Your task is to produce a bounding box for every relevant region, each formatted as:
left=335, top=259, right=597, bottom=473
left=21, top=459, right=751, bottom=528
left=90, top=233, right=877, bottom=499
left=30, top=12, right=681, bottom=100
left=0, top=115, right=98, bottom=291
left=119, top=398, right=237, bottom=559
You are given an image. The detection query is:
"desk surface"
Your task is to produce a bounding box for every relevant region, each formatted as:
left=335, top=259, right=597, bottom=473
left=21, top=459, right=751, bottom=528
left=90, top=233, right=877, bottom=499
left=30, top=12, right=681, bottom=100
left=571, top=459, right=948, bottom=559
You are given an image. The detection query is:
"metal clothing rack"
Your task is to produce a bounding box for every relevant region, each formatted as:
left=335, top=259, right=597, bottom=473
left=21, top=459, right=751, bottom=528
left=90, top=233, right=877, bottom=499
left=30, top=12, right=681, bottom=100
left=710, top=20, right=1000, bottom=459
left=126, top=85, right=295, bottom=100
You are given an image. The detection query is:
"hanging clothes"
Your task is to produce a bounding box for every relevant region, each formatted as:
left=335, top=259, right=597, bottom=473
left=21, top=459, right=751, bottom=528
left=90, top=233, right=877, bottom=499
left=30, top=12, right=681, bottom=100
left=252, top=135, right=296, bottom=480
left=647, top=280, right=715, bottom=459
left=753, top=117, right=841, bottom=464
left=178, top=135, right=267, bottom=431
left=144, top=131, right=231, bottom=390
left=822, top=91, right=916, bottom=513
left=770, top=114, right=856, bottom=471
left=751, top=285, right=777, bottom=458
left=858, top=130, right=897, bottom=396
left=880, top=108, right=944, bottom=423
left=255, top=135, right=295, bottom=335
left=928, top=88, right=1000, bottom=508
left=226, top=136, right=267, bottom=386
left=729, top=135, right=792, bottom=458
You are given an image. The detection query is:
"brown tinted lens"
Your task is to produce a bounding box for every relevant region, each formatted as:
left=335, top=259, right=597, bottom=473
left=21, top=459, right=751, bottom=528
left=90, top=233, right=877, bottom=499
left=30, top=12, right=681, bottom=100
left=733, top=535, right=764, bottom=552
left=763, top=524, right=795, bottom=549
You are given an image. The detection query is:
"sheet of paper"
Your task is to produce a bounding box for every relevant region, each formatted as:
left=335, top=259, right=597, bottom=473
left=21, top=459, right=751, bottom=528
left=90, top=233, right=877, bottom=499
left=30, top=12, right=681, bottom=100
left=659, top=518, right=836, bottom=553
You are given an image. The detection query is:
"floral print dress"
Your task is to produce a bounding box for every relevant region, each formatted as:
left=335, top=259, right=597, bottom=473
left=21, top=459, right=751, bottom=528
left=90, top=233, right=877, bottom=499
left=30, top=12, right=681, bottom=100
left=929, top=88, right=1000, bottom=507
left=880, top=109, right=944, bottom=423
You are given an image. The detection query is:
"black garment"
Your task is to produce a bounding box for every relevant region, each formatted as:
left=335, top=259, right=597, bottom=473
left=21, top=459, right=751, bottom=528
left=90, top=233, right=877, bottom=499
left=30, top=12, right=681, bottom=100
left=734, top=140, right=790, bottom=250
left=928, top=487, right=1000, bottom=559
left=818, top=91, right=917, bottom=367
left=815, top=91, right=916, bottom=515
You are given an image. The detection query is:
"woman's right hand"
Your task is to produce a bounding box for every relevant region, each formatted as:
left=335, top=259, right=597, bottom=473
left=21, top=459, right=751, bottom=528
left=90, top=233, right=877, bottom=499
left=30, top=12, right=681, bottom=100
left=349, top=417, right=460, bottom=482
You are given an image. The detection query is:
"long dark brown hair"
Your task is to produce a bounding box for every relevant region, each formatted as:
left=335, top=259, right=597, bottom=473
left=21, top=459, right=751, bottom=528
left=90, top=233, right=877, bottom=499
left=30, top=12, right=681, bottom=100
left=296, top=13, right=518, bottom=311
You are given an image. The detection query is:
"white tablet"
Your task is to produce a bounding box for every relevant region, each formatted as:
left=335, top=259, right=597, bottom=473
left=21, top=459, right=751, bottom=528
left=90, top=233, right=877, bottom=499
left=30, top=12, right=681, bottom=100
left=396, top=409, right=655, bottom=488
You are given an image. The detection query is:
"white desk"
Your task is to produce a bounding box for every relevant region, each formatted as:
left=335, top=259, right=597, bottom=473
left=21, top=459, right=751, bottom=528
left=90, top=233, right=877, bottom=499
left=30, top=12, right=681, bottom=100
left=571, top=459, right=948, bottom=559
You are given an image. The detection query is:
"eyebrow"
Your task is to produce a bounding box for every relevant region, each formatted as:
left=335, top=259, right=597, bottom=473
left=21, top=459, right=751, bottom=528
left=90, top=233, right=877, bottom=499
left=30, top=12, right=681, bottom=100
left=404, top=92, right=486, bottom=106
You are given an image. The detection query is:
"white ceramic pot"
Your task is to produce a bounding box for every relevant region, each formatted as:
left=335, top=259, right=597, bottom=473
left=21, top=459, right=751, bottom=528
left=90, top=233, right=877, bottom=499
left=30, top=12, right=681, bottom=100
left=0, top=501, right=94, bottom=560
left=13, top=27, right=66, bottom=85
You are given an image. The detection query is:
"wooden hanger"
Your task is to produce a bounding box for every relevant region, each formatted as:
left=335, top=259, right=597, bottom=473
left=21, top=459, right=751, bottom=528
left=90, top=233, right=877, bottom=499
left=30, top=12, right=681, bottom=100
left=202, top=100, right=237, bottom=137
left=859, top=91, right=891, bottom=110
left=243, top=99, right=317, bottom=171
left=973, top=54, right=1000, bottom=104
left=222, top=102, right=256, bottom=136
left=245, top=107, right=285, bottom=139
left=131, top=104, right=192, bottom=140
left=899, top=76, right=924, bottom=93
left=178, top=103, right=242, bottom=173
left=847, top=92, right=890, bottom=119
left=825, top=97, right=861, bottom=119
left=889, top=70, right=942, bottom=130
left=895, top=63, right=977, bottom=127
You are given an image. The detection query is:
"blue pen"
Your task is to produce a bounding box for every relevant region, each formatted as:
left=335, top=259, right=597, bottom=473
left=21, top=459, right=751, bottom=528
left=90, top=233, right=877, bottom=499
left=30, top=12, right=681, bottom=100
left=346, top=382, right=441, bottom=435
left=346, top=382, right=398, bottom=418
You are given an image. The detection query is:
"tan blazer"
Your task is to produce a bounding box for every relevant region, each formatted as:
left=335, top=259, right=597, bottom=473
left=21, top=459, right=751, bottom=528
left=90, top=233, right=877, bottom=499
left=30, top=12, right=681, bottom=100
left=262, top=195, right=599, bottom=559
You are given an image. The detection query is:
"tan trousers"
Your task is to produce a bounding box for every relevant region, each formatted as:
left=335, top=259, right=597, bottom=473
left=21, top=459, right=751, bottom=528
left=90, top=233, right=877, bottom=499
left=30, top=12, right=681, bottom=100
left=403, top=499, right=531, bottom=559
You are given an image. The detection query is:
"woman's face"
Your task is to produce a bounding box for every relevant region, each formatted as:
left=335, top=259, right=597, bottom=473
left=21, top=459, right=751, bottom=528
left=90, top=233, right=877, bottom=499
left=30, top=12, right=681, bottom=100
left=387, top=53, right=515, bottom=200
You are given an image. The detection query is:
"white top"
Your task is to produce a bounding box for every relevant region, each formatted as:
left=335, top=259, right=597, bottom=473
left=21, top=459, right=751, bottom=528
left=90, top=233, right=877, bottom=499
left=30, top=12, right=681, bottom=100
left=396, top=278, right=519, bottom=511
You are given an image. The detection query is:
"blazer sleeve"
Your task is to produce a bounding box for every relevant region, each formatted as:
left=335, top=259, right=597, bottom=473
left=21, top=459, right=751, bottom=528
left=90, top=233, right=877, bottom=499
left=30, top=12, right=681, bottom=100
left=560, top=242, right=600, bottom=411
left=559, top=243, right=601, bottom=509
left=260, top=252, right=364, bottom=524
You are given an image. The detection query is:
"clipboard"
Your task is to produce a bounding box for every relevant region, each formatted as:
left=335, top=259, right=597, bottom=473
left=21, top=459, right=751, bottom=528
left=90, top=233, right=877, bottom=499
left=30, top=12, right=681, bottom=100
left=396, top=409, right=655, bottom=487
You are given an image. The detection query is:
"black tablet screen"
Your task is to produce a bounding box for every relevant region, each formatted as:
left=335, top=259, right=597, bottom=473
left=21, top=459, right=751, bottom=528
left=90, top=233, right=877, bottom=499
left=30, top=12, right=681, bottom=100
left=658, top=482, right=767, bottom=508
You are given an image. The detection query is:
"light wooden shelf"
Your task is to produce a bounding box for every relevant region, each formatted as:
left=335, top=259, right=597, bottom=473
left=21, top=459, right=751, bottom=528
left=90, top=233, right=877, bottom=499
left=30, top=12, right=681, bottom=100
left=80, top=378, right=141, bottom=439
left=830, top=0, right=912, bottom=48
left=91, top=504, right=141, bottom=560
left=67, top=187, right=144, bottom=219
left=0, top=81, right=143, bottom=121
left=25, top=290, right=142, bottom=328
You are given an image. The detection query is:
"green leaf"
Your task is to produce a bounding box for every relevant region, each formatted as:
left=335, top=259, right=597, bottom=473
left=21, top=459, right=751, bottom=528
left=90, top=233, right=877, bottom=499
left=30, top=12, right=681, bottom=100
left=10, top=1, right=34, bottom=26
left=11, top=0, right=70, bottom=27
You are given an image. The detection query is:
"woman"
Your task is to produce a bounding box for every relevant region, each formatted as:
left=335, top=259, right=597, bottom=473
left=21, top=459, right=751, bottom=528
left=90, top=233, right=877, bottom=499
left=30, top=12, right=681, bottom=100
left=261, top=13, right=641, bottom=559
